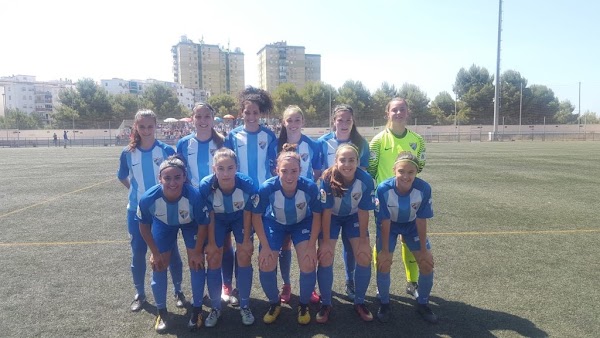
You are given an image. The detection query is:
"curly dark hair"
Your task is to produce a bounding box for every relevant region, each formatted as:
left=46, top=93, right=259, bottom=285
left=238, top=86, right=274, bottom=114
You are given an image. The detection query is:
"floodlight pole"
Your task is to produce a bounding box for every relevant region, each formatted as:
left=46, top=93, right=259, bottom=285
left=519, top=82, right=523, bottom=137
left=493, top=0, right=503, bottom=141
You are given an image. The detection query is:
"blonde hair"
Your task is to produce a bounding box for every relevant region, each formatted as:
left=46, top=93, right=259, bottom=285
left=278, top=105, right=304, bottom=153
left=385, top=97, right=409, bottom=129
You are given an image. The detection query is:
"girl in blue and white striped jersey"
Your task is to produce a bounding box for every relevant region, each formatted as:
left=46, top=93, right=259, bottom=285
left=199, top=148, right=257, bottom=327
left=225, top=86, right=277, bottom=190
left=117, top=109, right=184, bottom=312
left=316, top=143, right=375, bottom=324
left=375, top=151, right=437, bottom=324
left=317, top=104, right=370, bottom=302
left=176, top=102, right=225, bottom=188
left=137, top=156, right=209, bottom=333
left=276, top=105, right=322, bottom=305
left=252, top=144, right=322, bottom=325
left=177, top=102, right=236, bottom=306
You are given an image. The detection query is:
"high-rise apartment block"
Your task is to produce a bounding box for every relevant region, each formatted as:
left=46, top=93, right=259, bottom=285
left=257, top=41, right=321, bottom=92
left=171, top=36, right=245, bottom=97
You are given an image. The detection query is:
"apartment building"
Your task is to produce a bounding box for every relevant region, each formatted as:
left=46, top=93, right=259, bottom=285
left=0, top=75, right=74, bottom=124
left=171, top=35, right=245, bottom=96
left=257, top=41, right=321, bottom=92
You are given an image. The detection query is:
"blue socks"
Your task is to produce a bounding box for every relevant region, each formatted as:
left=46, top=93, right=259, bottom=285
left=417, top=271, right=434, bottom=304
left=299, top=271, right=317, bottom=304
left=376, top=271, right=391, bottom=304
left=207, top=268, right=222, bottom=309
left=279, top=249, right=292, bottom=285
left=222, top=244, right=234, bottom=286
left=354, top=264, right=371, bottom=304
left=317, top=265, right=333, bottom=305
left=342, top=235, right=355, bottom=282
left=190, top=267, right=206, bottom=307
left=131, top=249, right=146, bottom=297
left=169, top=244, right=183, bottom=294
left=151, top=270, right=168, bottom=310
left=259, top=269, right=279, bottom=304
left=237, top=266, right=253, bottom=308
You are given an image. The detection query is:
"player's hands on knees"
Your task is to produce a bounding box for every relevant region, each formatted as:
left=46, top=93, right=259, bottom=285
left=150, top=253, right=167, bottom=272
left=417, top=249, right=434, bottom=274
left=377, top=250, right=392, bottom=272
left=189, top=251, right=205, bottom=271
left=317, top=240, right=334, bottom=266
left=302, top=247, right=317, bottom=271
left=258, top=247, right=277, bottom=271
left=356, top=237, right=372, bottom=266
left=205, top=243, right=219, bottom=263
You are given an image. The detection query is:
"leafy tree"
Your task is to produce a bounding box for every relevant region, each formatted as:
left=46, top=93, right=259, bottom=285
left=271, top=83, right=302, bottom=118
left=430, top=91, right=456, bottom=125
left=1, top=108, right=42, bottom=129
left=453, top=65, right=495, bottom=124
left=110, top=93, right=141, bottom=121
left=140, top=83, right=187, bottom=119
left=499, top=70, right=529, bottom=124
left=523, top=85, right=559, bottom=124
left=336, top=80, right=372, bottom=125
left=554, top=100, right=578, bottom=124
left=578, top=110, right=599, bottom=124
left=54, top=78, right=112, bottom=128
left=207, top=93, right=237, bottom=116
left=371, top=82, right=399, bottom=125
left=397, top=83, right=431, bottom=124
left=300, top=81, right=334, bottom=127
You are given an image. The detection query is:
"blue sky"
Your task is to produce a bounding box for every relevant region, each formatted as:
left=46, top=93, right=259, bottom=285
left=2, top=0, right=599, bottom=115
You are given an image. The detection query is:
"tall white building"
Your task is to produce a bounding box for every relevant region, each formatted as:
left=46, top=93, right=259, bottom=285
left=0, top=75, right=74, bottom=124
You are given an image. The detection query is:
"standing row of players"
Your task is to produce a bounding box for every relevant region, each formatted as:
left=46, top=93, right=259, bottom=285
left=117, top=87, right=435, bottom=333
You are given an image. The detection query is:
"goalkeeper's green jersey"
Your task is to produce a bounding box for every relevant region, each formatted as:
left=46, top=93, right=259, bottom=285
left=368, top=128, right=426, bottom=185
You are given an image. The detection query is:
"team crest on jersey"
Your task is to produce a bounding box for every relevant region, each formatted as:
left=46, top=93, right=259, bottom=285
left=259, top=141, right=266, bottom=149
left=320, top=189, right=327, bottom=203
left=234, top=201, right=244, bottom=210
left=296, top=202, right=306, bottom=210
left=352, top=192, right=361, bottom=201
left=251, top=194, right=260, bottom=208
left=179, top=210, right=189, bottom=219
left=410, top=143, right=417, bottom=150
left=301, top=153, right=308, bottom=162
left=153, top=157, right=164, bottom=166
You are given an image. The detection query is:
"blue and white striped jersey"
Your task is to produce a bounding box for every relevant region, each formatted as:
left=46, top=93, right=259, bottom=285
left=225, top=125, right=277, bottom=189
left=176, top=133, right=221, bottom=188
left=317, top=132, right=370, bottom=170
left=375, top=177, right=433, bottom=225
left=280, top=134, right=321, bottom=180
left=320, top=168, right=375, bottom=216
left=117, top=140, right=175, bottom=211
left=198, top=172, right=256, bottom=222
left=137, top=183, right=209, bottom=227
left=253, top=176, right=322, bottom=225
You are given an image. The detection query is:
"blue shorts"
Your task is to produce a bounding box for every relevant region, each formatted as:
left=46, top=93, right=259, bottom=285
left=320, top=213, right=366, bottom=240
left=376, top=221, right=431, bottom=253
left=152, top=223, right=202, bottom=253
left=214, top=216, right=254, bottom=248
left=262, top=216, right=312, bottom=251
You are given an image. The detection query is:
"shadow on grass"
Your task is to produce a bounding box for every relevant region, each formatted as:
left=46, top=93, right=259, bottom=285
left=131, top=292, right=547, bottom=337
